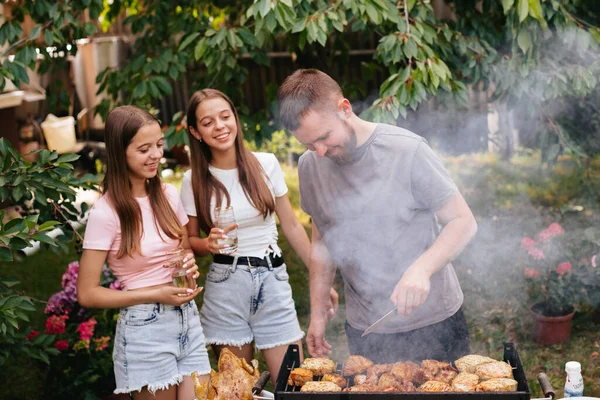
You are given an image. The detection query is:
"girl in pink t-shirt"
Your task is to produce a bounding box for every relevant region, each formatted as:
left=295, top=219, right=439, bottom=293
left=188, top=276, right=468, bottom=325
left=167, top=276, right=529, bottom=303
left=77, top=106, right=210, bottom=399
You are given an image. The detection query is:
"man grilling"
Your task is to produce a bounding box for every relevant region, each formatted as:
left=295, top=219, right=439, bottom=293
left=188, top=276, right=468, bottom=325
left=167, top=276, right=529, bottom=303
left=277, top=69, right=478, bottom=364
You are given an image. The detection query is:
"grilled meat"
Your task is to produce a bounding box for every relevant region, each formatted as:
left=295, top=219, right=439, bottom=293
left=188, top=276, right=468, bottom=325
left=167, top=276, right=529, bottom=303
left=343, top=355, right=374, bottom=376
left=391, top=361, right=431, bottom=385
left=418, top=380, right=452, bottom=392
left=455, top=355, right=496, bottom=373
left=378, top=373, right=401, bottom=388
left=345, top=384, right=380, bottom=392
left=205, top=348, right=260, bottom=400
left=192, top=372, right=210, bottom=400
left=367, top=364, right=393, bottom=377
left=474, top=361, right=513, bottom=380
left=287, top=368, right=313, bottom=387
left=476, top=378, right=518, bottom=392
left=353, top=374, right=367, bottom=385
left=300, top=381, right=342, bottom=392
left=300, top=357, right=337, bottom=376
left=451, top=372, right=480, bottom=392
left=321, top=373, right=347, bottom=388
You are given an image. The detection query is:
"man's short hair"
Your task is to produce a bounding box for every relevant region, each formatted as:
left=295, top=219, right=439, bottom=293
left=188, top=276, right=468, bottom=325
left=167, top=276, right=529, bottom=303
left=277, top=69, right=344, bottom=131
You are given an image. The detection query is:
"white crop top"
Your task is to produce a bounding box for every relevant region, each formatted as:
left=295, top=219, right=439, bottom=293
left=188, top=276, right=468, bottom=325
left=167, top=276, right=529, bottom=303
left=180, top=152, right=288, bottom=258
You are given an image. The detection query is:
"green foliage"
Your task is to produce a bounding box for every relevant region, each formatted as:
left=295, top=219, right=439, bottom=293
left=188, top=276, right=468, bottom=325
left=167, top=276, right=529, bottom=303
left=0, top=138, right=99, bottom=369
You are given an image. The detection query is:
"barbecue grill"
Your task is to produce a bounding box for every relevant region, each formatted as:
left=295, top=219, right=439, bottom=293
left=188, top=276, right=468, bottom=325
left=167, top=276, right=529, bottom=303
left=275, top=343, right=555, bottom=400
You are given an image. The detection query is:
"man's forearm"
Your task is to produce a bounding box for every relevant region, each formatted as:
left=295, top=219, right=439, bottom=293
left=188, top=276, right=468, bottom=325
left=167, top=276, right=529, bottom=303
left=309, top=242, right=336, bottom=319
left=417, top=214, right=477, bottom=277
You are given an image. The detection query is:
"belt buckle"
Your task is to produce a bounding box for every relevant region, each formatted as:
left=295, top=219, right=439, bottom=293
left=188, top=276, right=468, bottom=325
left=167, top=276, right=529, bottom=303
left=246, top=256, right=256, bottom=269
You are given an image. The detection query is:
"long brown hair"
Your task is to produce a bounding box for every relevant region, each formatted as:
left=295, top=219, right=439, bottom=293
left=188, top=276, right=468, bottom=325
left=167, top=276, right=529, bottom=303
left=186, top=89, right=275, bottom=235
left=104, top=105, right=183, bottom=258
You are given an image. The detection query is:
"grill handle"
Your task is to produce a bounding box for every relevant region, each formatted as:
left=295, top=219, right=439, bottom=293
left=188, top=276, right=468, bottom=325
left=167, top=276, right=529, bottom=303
left=538, top=372, right=555, bottom=400
left=252, top=371, right=271, bottom=396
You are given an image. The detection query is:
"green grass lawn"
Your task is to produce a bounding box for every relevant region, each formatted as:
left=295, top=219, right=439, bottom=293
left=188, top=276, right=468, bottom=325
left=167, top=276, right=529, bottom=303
left=1, top=152, right=599, bottom=398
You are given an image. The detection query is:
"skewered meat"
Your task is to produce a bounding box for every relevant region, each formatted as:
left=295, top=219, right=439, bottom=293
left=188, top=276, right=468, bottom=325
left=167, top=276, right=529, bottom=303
left=204, top=348, right=260, bottom=400
left=455, top=354, right=496, bottom=373
left=343, top=355, right=374, bottom=376
left=451, top=372, right=480, bottom=392
left=367, top=364, right=393, bottom=377
left=288, top=368, right=313, bottom=387
left=300, top=381, right=342, bottom=392
left=419, top=380, right=452, bottom=392
left=301, top=357, right=337, bottom=376
left=321, top=373, right=347, bottom=388
left=474, top=361, right=513, bottom=380
left=476, top=378, right=518, bottom=392
left=391, top=361, right=431, bottom=385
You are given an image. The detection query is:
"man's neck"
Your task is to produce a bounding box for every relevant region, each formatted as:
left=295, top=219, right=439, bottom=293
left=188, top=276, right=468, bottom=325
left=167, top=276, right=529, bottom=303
left=349, top=115, right=377, bottom=147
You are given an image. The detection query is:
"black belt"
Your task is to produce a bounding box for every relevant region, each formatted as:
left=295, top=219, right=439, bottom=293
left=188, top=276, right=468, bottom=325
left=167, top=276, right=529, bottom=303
left=213, top=253, right=284, bottom=268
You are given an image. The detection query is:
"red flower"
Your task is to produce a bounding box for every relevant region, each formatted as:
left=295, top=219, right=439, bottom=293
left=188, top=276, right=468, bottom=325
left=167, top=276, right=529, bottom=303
left=556, top=261, right=572, bottom=275
left=527, top=247, right=545, bottom=260
left=520, top=237, right=536, bottom=250
left=77, top=317, right=98, bottom=341
left=45, top=314, right=69, bottom=335
left=94, top=336, right=111, bottom=351
left=524, top=268, right=540, bottom=279
left=26, top=329, right=40, bottom=341
left=537, top=223, right=565, bottom=243
left=55, top=340, right=69, bottom=352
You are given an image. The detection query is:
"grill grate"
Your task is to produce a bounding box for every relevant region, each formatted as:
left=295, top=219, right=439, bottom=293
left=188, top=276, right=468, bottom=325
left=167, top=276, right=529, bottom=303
left=275, top=343, right=530, bottom=400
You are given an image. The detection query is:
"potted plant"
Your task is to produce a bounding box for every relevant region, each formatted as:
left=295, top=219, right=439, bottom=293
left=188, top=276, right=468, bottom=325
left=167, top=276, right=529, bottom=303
left=521, top=222, right=585, bottom=345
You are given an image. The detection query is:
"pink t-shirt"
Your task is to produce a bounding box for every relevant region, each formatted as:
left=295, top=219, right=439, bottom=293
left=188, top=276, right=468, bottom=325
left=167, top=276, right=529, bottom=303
left=83, top=184, right=189, bottom=290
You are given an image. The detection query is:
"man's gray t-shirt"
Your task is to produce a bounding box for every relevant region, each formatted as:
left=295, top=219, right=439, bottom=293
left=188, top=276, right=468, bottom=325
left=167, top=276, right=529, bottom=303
left=298, top=123, right=463, bottom=333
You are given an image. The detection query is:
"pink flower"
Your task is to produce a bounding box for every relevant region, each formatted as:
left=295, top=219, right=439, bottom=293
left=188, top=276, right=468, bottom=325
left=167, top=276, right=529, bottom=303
left=521, top=237, right=536, bottom=250
left=55, top=340, right=69, bottom=352
left=592, top=254, right=597, bottom=268
left=527, top=247, right=545, bottom=260
left=26, top=329, right=40, bottom=341
left=94, top=336, right=111, bottom=351
left=524, top=268, right=540, bottom=278
left=76, top=317, right=97, bottom=341
left=109, top=280, right=122, bottom=291
left=537, top=223, right=565, bottom=243
left=45, top=314, right=69, bottom=335
left=556, top=261, right=572, bottom=275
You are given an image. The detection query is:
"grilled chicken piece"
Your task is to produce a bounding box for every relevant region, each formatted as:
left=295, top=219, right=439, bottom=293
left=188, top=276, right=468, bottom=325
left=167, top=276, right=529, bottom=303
left=451, top=372, right=480, bottom=392
left=300, top=381, right=342, bottom=392
left=300, top=358, right=337, bottom=376
left=419, top=380, right=452, bottom=392
left=474, top=361, right=513, bottom=380
left=398, top=379, right=417, bottom=392
left=207, top=349, right=260, bottom=400
left=455, top=355, right=496, bottom=373
left=321, top=373, right=347, bottom=388
left=436, top=369, right=458, bottom=384
left=476, top=378, right=518, bottom=392
left=353, top=374, right=367, bottom=385
left=391, top=361, right=431, bottom=385
left=378, top=373, right=401, bottom=388
left=342, top=355, right=374, bottom=376
left=367, top=364, right=393, bottom=377
left=345, top=384, right=379, bottom=392
left=422, top=360, right=457, bottom=376
left=287, top=368, right=313, bottom=387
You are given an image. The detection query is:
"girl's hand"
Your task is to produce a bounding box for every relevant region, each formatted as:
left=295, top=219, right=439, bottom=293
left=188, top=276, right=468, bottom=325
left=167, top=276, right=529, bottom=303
left=150, top=285, right=203, bottom=306
left=182, top=251, right=200, bottom=280
left=207, top=225, right=237, bottom=254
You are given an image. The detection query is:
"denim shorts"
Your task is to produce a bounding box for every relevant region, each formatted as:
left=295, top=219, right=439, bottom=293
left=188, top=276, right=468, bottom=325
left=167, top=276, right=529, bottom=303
left=200, top=259, right=304, bottom=350
left=113, top=300, right=211, bottom=394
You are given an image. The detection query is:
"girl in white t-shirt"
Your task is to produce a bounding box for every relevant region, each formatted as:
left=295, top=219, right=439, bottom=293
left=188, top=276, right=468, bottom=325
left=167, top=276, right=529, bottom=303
left=181, top=89, right=337, bottom=383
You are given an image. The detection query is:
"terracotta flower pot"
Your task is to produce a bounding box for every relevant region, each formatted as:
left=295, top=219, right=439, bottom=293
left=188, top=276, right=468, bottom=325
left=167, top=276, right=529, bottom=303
left=530, top=304, right=575, bottom=345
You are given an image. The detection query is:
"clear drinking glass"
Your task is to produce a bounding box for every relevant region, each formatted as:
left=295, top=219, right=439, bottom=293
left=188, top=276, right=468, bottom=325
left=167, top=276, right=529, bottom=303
left=214, top=206, right=238, bottom=255
left=166, top=247, right=195, bottom=292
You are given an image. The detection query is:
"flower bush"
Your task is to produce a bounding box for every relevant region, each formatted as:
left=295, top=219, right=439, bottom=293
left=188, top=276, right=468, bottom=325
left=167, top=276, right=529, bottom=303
left=37, top=260, right=121, bottom=399
left=521, top=222, right=586, bottom=317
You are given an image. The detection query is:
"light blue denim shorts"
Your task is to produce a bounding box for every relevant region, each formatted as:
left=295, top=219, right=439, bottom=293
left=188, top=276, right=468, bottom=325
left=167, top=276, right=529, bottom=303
left=200, top=259, right=304, bottom=350
left=113, top=300, right=211, bottom=394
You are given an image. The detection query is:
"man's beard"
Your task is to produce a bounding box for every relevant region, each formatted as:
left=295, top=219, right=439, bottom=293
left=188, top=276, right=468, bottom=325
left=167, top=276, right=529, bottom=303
left=326, top=121, right=358, bottom=165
